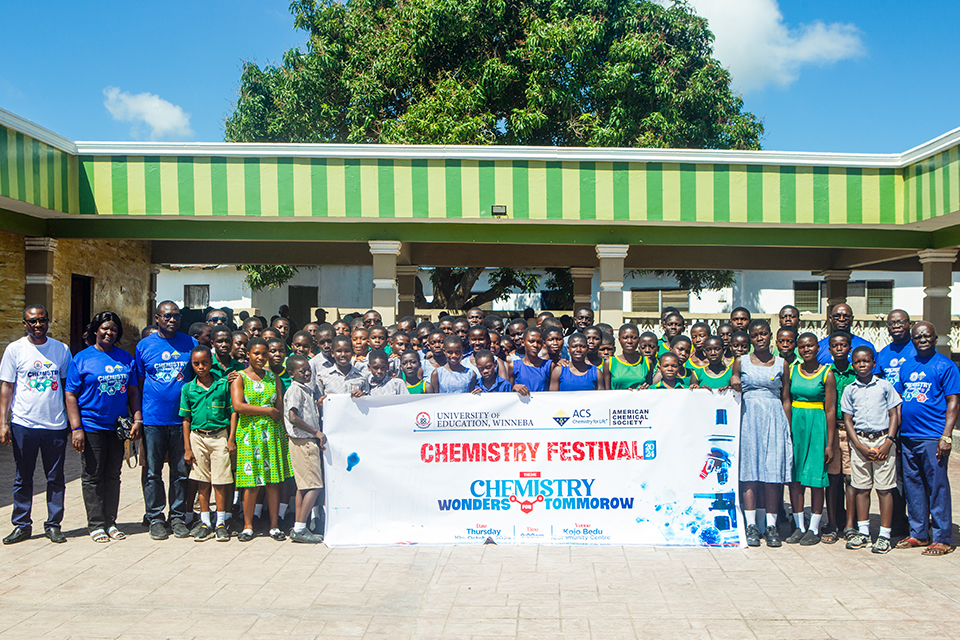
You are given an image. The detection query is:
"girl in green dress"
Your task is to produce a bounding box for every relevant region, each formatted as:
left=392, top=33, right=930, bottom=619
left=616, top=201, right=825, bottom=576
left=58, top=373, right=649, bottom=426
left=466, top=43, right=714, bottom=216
left=400, top=350, right=425, bottom=394
left=698, top=336, right=740, bottom=392
left=784, top=332, right=837, bottom=546
left=602, top=323, right=653, bottom=390
left=651, top=335, right=701, bottom=388
left=687, top=322, right=711, bottom=370
left=230, top=337, right=294, bottom=542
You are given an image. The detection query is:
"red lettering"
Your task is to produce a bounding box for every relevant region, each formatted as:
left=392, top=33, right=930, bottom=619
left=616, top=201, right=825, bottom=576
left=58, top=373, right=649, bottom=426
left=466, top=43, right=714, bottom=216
left=421, top=443, right=433, bottom=463
left=573, top=441, right=585, bottom=461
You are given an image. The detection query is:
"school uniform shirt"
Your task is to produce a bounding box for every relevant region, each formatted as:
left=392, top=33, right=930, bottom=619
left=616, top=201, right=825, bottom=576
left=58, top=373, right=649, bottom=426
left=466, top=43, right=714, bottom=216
left=0, top=336, right=72, bottom=430
left=65, top=345, right=136, bottom=431
left=211, top=357, right=244, bottom=380
left=283, top=380, right=320, bottom=439
left=367, top=375, right=409, bottom=396
left=817, top=334, right=879, bottom=373
left=309, top=351, right=335, bottom=393
left=135, top=331, right=197, bottom=426
left=840, top=377, right=901, bottom=434
left=179, top=377, right=232, bottom=432
left=830, top=362, right=857, bottom=420
left=895, top=351, right=960, bottom=439
left=877, top=339, right=917, bottom=385
left=475, top=376, right=513, bottom=393
left=316, top=363, right=366, bottom=396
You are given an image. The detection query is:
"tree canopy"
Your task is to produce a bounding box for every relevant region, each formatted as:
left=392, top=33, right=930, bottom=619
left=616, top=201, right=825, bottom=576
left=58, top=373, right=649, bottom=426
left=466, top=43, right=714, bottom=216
left=226, top=0, right=761, bottom=149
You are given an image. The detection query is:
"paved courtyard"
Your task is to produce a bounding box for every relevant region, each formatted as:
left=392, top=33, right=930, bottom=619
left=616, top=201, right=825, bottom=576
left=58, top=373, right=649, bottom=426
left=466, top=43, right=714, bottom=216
left=1, top=447, right=960, bottom=640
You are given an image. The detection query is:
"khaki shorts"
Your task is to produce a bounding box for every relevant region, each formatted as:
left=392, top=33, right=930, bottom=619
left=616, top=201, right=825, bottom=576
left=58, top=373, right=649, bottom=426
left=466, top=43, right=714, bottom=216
left=289, top=437, right=324, bottom=490
left=189, top=429, right=234, bottom=485
left=849, top=432, right=897, bottom=491
left=828, top=426, right=851, bottom=476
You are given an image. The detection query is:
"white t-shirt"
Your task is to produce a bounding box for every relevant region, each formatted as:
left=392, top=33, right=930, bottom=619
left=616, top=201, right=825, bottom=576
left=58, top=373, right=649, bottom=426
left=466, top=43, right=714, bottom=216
left=0, top=336, right=72, bottom=430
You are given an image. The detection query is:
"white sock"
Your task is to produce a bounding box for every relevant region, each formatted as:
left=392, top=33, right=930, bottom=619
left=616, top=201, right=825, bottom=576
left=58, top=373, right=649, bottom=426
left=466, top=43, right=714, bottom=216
left=254, top=504, right=263, bottom=518
left=278, top=504, right=288, bottom=519
left=200, top=511, right=211, bottom=527
left=809, top=513, right=822, bottom=535
left=756, top=509, right=767, bottom=533
left=242, top=528, right=253, bottom=536
left=294, top=521, right=307, bottom=533
left=744, top=509, right=756, bottom=527
left=858, top=520, right=870, bottom=535
left=766, top=512, right=778, bottom=528
left=269, top=527, right=281, bottom=535
left=793, top=513, right=806, bottom=532
left=217, top=511, right=227, bottom=526
left=879, top=526, right=891, bottom=540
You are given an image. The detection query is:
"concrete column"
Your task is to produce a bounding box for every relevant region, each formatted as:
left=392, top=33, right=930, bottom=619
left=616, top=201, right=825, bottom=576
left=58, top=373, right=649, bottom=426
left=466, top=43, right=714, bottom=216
left=24, top=237, right=56, bottom=315
left=815, top=269, right=851, bottom=316
left=148, top=264, right=160, bottom=327
left=369, top=241, right=401, bottom=325
left=919, top=248, right=957, bottom=356
left=396, top=265, right=419, bottom=319
left=596, top=245, right=629, bottom=328
left=570, top=267, right=595, bottom=309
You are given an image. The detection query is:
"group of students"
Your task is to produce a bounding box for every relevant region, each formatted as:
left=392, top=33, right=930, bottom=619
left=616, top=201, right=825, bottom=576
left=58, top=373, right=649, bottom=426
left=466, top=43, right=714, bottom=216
left=2, top=299, right=954, bottom=555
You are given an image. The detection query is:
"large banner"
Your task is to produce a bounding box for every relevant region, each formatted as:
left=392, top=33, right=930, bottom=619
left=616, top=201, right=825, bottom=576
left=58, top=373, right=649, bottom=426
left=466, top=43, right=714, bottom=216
left=323, top=389, right=743, bottom=548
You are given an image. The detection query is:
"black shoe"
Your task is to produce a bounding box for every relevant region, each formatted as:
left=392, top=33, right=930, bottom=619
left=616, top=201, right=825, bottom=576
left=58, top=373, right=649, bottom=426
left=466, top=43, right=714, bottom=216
left=745, top=524, right=761, bottom=547
left=193, top=524, right=214, bottom=542
left=2, top=526, right=31, bottom=545
left=149, top=521, right=169, bottom=540
left=189, top=520, right=204, bottom=537
left=45, top=527, right=67, bottom=544
left=764, top=527, right=782, bottom=548
left=799, top=529, right=821, bottom=546
left=238, top=530, right=254, bottom=542
left=290, top=529, right=324, bottom=544
left=170, top=519, right=191, bottom=538
left=784, top=528, right=805, bottom=544
left=215, top=525, right=230, bottom=542
left=269, top=528, right=286, bottom=541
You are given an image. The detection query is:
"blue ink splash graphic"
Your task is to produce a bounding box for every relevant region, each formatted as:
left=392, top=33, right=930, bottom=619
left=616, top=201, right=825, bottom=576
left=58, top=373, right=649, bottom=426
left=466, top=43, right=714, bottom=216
left=346, top=452, right=360, bottom=471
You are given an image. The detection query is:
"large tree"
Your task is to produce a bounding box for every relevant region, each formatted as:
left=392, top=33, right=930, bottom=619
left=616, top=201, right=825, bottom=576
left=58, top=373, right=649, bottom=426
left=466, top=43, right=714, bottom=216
left=227, top=0, right=761, bottom=305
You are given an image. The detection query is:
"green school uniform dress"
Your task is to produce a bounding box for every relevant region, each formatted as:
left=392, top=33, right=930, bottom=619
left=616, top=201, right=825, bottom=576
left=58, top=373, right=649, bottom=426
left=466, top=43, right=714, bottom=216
left=697, top=363, right=734, bottom=390
left=405, top=378, right=425, bottom=394
left=677, top=365, right=700, bottom=387
left=657, top=337, right=670, bottom=358
left=651, top=378, right=688, bottom=389
left=606, top=355, right=653, bottom=390
left=235, top=371, right=293, bottom=488
left=830, top=361, right=856, bottom=419
left=789, top=362, right=829, bottom=488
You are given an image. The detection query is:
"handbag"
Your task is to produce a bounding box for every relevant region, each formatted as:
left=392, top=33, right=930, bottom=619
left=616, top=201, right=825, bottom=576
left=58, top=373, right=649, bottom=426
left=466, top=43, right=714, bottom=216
left=116, top=416, right=135, bottom=441
left=116, top=417, right=142, bottom=468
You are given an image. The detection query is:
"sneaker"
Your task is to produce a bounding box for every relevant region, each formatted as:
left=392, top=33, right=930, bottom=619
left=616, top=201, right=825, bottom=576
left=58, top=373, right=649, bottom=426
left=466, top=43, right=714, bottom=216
left=215, top=525, right=230, bottom=542
left=189, top=520, right=204, bottom=537
left=764, top=527, right=782, bottom=548
left=799, top=529, right=821, bottom=546
left=784, top=528, right=805, bottom=544
left=872, top=536, right=892, bottom=554
left=845, top=532, right=868, bottom=550
left=269, top=528, right=286, bottom=542
left=238, top=530, right=254, bottom=542
left=193, top=524, right=214, bottom=542
left=149, top=521, right=169, bottom=541
left=842, top=527, right=859, bottom=542
left=170, top=519, right=191, bottom=539
left=745, top=524, right=761, bottom=547
left=290, top=529, right=324, bottom=544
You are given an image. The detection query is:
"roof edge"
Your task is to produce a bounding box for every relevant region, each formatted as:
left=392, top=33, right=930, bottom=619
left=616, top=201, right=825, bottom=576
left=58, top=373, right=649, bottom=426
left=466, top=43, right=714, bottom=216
left=0, top=107, right=77, bottom=155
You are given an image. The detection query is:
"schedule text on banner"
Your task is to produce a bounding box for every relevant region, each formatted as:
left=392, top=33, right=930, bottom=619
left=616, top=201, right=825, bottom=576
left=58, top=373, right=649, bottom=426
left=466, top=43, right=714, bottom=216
left=322, top=389, right=744, bottom=547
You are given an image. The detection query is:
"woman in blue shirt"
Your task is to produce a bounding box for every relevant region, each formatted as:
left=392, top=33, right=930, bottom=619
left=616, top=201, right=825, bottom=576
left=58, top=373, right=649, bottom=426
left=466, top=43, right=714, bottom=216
left=65, top=312, right=142, bottom=543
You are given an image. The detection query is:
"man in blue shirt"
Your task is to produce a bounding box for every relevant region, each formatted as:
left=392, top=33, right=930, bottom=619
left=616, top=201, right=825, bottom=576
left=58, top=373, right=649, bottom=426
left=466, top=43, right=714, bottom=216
left=877, top=309, right=916, bottom=385
left=817, top=303, right=877, bottom=367
left=135, top=301, right=197, bottom=540
left=894, top=321, right=960, bottom=555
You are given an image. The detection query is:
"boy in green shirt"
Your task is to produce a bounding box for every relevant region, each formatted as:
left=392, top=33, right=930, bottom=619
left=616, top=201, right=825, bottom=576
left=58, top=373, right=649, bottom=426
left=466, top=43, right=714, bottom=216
left=181, top=346, right=235, bottom=542
left=825, top=332, right=857, bottom=544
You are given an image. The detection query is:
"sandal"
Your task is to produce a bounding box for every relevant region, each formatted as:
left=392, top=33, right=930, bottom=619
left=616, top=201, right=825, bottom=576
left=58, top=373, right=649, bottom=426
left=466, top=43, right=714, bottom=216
left=90, top=529, right=109, bottom=543
left=107, top=527, right=126, bottom=541
left=922, top=542, right=954, bottom=556
left=895, top=536, right=929, bottom=549
left=821, top=529, right=838, bottom=544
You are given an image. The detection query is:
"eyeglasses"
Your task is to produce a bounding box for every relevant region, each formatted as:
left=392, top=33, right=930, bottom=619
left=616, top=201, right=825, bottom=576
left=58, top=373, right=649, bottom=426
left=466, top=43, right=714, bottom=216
left=886, top=319, right=908, bottom=327
left=208, top=316, right=227, bottom=323
left=159, top=313, right=181, bottom=320
left=24, top=317, right=49, bottom=326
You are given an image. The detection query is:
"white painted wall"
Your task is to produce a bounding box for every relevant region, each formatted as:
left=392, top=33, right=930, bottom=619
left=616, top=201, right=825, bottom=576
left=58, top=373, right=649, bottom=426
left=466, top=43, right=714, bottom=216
left=157, top=266, right=252, bottom=309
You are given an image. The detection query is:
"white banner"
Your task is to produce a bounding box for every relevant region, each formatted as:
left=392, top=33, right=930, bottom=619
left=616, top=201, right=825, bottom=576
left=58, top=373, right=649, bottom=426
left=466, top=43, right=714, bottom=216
left=323, top=389, right=743, bottom=548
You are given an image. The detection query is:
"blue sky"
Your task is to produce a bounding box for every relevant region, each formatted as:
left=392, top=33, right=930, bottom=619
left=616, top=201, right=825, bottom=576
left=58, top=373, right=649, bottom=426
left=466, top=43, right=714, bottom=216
left=2, top=0, right=957, bottom=153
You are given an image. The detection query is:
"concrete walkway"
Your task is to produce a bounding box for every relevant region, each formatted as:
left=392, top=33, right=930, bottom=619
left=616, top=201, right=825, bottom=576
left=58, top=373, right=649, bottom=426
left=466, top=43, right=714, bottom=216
left=1, top=447, right=960, bottom=640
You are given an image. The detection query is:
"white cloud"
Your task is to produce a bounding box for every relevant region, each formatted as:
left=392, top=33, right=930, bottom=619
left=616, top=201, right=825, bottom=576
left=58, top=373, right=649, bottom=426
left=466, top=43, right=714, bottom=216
left=103, top=87, right=193, bottom=140
left=687, top=0, right=864, bottom=92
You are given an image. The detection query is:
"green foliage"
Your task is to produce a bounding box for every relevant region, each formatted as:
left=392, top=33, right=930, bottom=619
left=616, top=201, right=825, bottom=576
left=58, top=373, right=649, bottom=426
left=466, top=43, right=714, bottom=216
left=225, top=0, right=762, bottom=149
left=543, top=267, right=574, bottom=309
left=241, top=265, right=300, bottom=291
left=418, top=267, right=541, bottom=310
left=626, top=269, right=736, bottom=297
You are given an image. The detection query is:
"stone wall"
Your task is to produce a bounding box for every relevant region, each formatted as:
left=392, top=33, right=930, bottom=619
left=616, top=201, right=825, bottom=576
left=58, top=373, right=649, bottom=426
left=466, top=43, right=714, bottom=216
left=0, top=230, right=26, bottom=353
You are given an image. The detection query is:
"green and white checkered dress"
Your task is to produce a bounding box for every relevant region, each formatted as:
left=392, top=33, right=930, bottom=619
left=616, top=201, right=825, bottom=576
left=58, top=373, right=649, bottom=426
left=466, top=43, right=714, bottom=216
left=235, top=371, right=293, bottom=488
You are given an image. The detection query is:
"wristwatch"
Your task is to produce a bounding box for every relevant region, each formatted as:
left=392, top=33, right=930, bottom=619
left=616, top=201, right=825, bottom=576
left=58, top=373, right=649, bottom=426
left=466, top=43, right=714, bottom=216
left=941, top=436, right=953, bottom=445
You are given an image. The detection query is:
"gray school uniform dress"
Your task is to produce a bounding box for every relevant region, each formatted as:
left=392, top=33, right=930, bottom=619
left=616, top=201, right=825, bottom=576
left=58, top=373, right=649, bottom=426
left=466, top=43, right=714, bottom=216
left=739, top=356, right=793, bottom=484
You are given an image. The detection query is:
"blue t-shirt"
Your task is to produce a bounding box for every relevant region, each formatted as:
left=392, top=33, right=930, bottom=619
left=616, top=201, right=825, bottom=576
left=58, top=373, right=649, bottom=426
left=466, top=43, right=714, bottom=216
left=475, top=376, right=513, bottom=393
left=135, top=332, right=197, bottom=426
left=66, top=346, right=136, bottom=431
left=817, top=334, right=879, bottom=374
left=877, top=340, right=917, bottom=386
left=895, top=351, right=960, bottom=439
